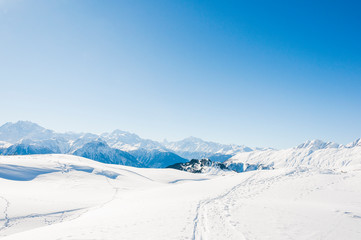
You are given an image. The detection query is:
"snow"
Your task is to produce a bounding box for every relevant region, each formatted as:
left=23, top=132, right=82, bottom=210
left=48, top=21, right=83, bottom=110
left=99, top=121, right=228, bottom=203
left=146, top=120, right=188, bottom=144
left=225, top=140, right=361, bottom=171
left=1, top=154, right=361, bottom=239
left=0, top=141, right=11, bottom=149
left=296, top=139, right=340, bottom=150
left=0, top=121, right=54, bottom=143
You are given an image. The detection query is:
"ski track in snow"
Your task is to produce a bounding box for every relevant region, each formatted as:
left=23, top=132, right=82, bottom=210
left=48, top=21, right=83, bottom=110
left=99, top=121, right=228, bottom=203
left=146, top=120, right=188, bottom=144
left=0, top=196, right=10, bottom=231
left=192, top=168, right=312, bottom=240
left=192, top=168, right=361, bottom=240
left=192, top=173, right=256, bottom=240
left=1, top=155, right=361, bottom=240
left=0, top=159, right=130, bottom=237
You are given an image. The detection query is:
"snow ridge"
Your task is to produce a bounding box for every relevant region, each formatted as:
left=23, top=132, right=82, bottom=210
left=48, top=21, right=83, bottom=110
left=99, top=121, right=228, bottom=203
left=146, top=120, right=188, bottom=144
left=225, top=139, right=361, bottom=171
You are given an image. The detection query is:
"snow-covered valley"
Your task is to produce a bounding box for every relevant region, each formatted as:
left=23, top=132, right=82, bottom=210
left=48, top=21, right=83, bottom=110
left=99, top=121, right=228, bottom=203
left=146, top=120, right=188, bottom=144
left=1, top=154, right=361, bottom=240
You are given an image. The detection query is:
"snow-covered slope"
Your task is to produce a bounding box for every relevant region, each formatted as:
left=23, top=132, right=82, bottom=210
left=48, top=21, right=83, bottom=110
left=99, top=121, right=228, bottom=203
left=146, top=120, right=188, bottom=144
left=129, top=148, right=188, bottom=168
left=164, top=136, right=253, bottom=160
left=73, top=140, right=143, bottom=167
left=101, top=130, right=165, bottom=151
left=1, top=154, right=361, bottom=240
left=0, top=154, right=218, bottom=238
left=225, top=139, right=361, bottom=172
left=100, top=130, right=188, bottom=167
left=0, top=141, right=11, bottom=149
left=0, top=121, right=55, bottom=143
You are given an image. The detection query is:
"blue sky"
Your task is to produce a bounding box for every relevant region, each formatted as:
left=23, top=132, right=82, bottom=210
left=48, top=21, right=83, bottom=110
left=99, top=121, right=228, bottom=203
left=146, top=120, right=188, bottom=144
left=0, top=0, right=360, bottom=148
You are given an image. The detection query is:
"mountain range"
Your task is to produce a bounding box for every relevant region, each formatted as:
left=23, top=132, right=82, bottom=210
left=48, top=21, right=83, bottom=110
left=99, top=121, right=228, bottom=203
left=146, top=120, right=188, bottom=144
left=225, top=138, right=361, bottom=172
left=0, top=121, right=256, bottom=168
left=1, top=121, right=360, bottom=171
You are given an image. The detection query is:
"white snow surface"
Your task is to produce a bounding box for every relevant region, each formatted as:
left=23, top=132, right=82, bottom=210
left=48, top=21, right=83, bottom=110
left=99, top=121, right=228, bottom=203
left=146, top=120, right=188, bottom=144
left=0, top=141, right=11, bottom=149
left=1, top=154, right=361, bottom=239
left=226, top=139, right=361, bottom=171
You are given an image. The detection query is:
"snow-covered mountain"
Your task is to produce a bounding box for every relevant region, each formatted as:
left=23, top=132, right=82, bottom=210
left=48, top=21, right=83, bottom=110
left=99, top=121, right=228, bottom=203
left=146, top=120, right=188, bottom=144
left=129, top=148, right=188, bottom=168
left=1, top=142, right=54, bottom=155
left=225, top=139, right=361, bottom=172
left=1, top=123, right=361, bottom=239
left=164, top=136, right=253, bottom=161
left=345, top=138, right=361, bottom=148
left=0, top=121, right=187, bottom=168
left=0, top=121, right=257, bottom=168
left=3, top=121, right=359, bottom=173
left=73, top=140, right=143, bottom=167
left=101, top=130, right=165, bottom=151
left=0, top=121, right=55, bottom=143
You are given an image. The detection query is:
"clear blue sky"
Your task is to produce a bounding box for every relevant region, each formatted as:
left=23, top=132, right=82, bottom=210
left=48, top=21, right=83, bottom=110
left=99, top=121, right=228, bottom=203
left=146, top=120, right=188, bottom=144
left=1, top=0, right=360, bottom=148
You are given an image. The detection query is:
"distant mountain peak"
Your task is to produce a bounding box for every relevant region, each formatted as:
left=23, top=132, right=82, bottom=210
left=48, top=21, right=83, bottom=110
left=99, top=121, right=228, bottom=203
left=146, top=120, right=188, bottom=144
left=102, top=129, right=141, bottom=140
left=296, top=139, right=339, bottom=150
left=164, top=136, right=254, bottom=161
left=0, top=121, right=53, bottom=143
left=110, top=129, right=136, bottom=136
left=1, top=120, right=45, bottom=130
left=183, top=136, right=204, bottom=142
left=0, top=120, right=255, bottom=168
left=346, top=138, right=361, bottom=148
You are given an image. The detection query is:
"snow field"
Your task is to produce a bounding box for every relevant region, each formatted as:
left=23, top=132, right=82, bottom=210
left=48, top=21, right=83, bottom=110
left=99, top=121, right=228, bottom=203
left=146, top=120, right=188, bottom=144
left=1, top=154, right=361, bottom=239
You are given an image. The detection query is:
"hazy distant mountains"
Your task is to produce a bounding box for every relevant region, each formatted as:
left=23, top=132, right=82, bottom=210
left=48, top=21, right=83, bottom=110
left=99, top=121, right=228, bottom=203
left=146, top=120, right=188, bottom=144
left=0, top=121, right=255, bottom=168
left=163, top=136, right=253, bottom=161
left=1, top=121, right=361, bottom=172
left=2, top=121, right=359, bottom=171
left=224, top=139, right=361, bottom=172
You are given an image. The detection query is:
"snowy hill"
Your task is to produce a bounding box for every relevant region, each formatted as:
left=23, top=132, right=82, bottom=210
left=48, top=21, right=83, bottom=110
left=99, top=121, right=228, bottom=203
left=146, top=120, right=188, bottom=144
left=1, top=154, right=361, bottom=239
left=225, top=139, right=361, bottom=172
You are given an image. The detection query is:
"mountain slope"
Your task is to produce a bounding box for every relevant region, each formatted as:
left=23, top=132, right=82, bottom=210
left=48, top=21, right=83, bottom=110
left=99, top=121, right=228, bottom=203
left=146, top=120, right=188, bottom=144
left=0, top=121, right=54, bottom=143
left=0, top=121, right=257, bottom=168
left=1, top=143, right=54, bottom=155
left=1, top=154, right=361, bottom=240
left=130, top=149, right=188, bottom=168
left=164, top=136, right=253, bottom=160
left=225, top=139, right=361, bottom=172
left=73, top=140, right=143, bottom=167
left=0, top=122, right=185, bottom=168
left=101, top=130, right=165, bottom=151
